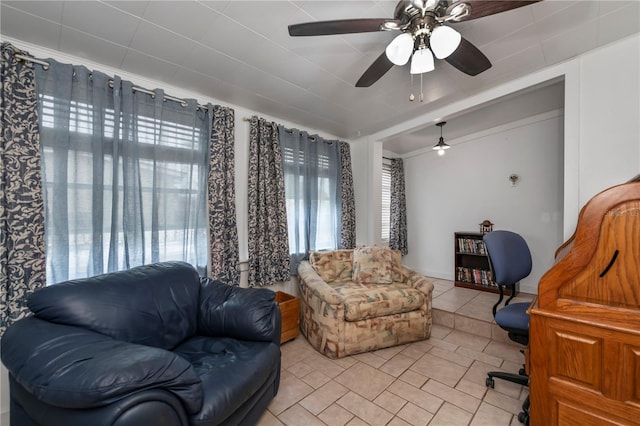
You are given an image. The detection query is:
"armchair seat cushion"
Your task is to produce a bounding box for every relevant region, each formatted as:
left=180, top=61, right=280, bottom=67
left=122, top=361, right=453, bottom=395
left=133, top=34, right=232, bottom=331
left=174, top=337, right=281, bottom=425
left=330, top=281, right=426, bottom=321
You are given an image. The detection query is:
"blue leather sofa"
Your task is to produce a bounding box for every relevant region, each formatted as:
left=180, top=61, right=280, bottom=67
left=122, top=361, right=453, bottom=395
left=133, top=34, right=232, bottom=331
left=1, top=261, right=281, bottom=426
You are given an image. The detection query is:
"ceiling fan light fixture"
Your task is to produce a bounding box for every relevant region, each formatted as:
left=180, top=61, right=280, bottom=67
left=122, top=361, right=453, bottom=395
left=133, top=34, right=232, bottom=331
left=410, top=47, right=434, bottom=74
left=385, top=33, right=414, bottom=66
left=430, top=25, right=462, bottom=59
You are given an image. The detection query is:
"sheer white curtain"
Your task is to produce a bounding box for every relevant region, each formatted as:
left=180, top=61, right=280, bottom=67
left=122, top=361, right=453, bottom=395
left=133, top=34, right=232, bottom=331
left=35, top=59, right=210, bottom=283
left=279, top=126, right=341, bottom=273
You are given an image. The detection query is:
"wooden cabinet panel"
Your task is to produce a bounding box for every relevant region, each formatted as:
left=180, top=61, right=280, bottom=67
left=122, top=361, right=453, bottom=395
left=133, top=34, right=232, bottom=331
left=624, top=345, right=640, bottom=405
left=550, top=330, right=601, bottom=390
left=531, top=315, right=640, bottom=425
left=557, top=400, right=627, bottom=426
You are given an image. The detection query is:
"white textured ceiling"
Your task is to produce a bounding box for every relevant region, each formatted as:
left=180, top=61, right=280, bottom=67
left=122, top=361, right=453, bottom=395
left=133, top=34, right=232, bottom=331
left=384, top=78, right=565, bottom=154
left=1, top=0, right=639, bottom=148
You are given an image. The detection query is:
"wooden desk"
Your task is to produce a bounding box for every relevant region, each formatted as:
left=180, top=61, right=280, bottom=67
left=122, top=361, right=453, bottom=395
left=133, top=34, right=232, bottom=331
left=528, top=182, right=640, bottom=425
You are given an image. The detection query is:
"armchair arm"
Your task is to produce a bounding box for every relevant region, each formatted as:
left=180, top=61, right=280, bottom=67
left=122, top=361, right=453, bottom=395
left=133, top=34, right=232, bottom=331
left=404, top=268, right=435, bottom=298
left=197, top=278, right=281, bottom=344
left=297, top=261, right=342, bottom=305
left=0, top=317, right=202, bottom=413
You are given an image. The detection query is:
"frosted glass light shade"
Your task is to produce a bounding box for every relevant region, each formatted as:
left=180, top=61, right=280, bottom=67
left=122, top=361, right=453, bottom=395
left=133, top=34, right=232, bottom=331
left=385, top=33, right=414, bottom=66
left=410, top=48, right=434, bottom=74
left=430, top=25, right=461, bottom=59
left=432, top=138, right=450, bottom=151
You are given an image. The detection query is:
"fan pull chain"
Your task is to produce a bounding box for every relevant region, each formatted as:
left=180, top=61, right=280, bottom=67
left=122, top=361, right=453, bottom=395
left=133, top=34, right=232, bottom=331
left=409, top=74, right=415, bottom=102
left=420, top=73, right=424, bottom=102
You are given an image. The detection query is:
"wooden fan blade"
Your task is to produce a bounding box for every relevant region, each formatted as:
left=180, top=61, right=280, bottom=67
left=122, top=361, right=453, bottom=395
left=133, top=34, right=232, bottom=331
left=447, top=0, right=540, bottom=22
left=355, top=52, right=394, bottom=87
left=289, top=19, right=401, bottom=36
left=445, top=37, right=491, bottom=76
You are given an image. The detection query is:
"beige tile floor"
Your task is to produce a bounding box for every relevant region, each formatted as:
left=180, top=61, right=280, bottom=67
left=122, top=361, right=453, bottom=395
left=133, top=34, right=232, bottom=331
left=257, top=279, right=536, bottom=426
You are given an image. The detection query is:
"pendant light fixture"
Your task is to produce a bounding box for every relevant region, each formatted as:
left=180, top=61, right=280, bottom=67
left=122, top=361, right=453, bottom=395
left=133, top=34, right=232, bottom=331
left=433, top=121, right=450, bottom=156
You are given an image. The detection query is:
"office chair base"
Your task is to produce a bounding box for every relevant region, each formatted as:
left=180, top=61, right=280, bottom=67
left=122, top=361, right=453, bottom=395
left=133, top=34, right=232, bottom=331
left=517, top=396, right=530, bottom=425
left=486, top=371, right=529, bottom=388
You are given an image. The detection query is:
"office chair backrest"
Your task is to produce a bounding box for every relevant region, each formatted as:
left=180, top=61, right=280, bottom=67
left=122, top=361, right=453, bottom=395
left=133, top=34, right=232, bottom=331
left=483, top=231, right=532, bottom=286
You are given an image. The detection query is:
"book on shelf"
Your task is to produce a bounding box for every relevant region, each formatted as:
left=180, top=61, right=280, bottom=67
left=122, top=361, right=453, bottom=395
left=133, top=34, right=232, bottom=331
left=457, top=237, right=487, bottom=255
left=456, top=266, right=494, bottom=286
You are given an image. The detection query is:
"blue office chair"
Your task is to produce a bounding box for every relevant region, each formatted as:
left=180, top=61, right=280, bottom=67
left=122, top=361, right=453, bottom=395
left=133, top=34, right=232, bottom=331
left=483, top=230, right=532, bottom=425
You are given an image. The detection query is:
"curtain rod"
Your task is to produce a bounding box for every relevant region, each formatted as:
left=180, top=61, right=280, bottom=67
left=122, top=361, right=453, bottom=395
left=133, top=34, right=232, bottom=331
left=14, top=53, right=208, bottom=111
left=242, top=116, right=318, bottom=140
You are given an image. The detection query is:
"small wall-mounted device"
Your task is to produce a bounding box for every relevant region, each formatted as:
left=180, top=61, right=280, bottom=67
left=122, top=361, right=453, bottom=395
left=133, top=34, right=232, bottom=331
left=509, top=174, right=519, bottom=187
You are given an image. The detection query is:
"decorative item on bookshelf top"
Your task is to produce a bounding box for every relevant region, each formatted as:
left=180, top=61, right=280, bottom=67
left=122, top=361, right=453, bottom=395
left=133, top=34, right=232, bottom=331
left=479, top=220, right=494, bottom=234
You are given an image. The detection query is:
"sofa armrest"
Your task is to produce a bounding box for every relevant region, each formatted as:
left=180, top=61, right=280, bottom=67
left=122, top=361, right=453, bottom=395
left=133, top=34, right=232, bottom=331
left=297, top=261, right=342, bottom=305
left=197, top=278, right=281, bottom=344
left=0, top=317, right=202, bottom=414
left=404, top=268, right=435, bottom=297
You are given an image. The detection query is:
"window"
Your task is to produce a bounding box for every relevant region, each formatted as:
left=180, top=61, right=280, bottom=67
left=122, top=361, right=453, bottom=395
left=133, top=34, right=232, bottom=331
left=36, top=85, right=209, bottom=284
left=279, top=130, right=341, bottom=271
left=282, top=145, right=339, bottom=253
left=381, top=161, right=392, bottom=242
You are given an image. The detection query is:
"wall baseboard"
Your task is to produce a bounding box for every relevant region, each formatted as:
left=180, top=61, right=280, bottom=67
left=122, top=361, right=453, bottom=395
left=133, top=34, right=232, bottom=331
left=1, top=410, right=9, bottom=425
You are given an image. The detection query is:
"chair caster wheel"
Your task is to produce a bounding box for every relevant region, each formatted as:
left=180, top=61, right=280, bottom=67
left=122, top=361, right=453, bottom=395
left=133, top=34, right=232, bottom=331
left=519, top=368, right=526, bottom=376
left=485, top=377, right=495, bottom=388
left=518, top=411, right=529, bottom=425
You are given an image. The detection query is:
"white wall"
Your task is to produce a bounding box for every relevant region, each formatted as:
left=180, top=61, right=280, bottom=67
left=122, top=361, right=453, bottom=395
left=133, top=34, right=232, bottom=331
left=577, top=35, right=640, bottom=205
left=402, top=112, right=565, bottom=294
left=349, top=137, right=372, bottom=247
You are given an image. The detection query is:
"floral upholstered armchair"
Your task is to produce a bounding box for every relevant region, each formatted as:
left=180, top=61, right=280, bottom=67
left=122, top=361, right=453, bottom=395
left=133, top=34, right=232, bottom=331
left=297, top=246, right=434, bottom=358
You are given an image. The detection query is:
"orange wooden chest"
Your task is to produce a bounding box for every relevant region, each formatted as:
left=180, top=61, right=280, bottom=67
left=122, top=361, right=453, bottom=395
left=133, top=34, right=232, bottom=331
left=275, top=291, right=300, bottom=344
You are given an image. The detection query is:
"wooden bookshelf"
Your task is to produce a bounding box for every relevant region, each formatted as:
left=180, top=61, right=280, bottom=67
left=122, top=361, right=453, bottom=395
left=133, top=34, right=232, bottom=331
left=454, top=232, right=518, bottom=295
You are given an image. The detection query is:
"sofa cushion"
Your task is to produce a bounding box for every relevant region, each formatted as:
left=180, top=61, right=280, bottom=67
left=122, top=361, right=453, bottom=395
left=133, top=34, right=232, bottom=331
left=329, top=281, right=425, bottom=321
left=310, top=249, right=353, bottom=283
left=27, top=261, right=201, bottom=350
left=352, top=246, right=394, bottom=284
left=174, top=336, right=280, bottom=425
left=389, top=249, right=407, bottom=282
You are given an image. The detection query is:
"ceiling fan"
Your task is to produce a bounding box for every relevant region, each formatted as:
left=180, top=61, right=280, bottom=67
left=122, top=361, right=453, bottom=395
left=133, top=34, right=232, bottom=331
left=289, top=0, right=540, bottom=88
